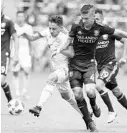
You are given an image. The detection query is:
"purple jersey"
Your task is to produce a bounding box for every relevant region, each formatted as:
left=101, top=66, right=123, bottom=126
left=1, top=15, right=16, bottom=52
left=69, top=20, right=115, bottom=71
left=96, top=34, right=122, bottom=69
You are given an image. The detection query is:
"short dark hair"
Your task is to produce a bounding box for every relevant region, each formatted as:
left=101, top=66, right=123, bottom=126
left=49, top=15, right=63, bottom=26
left=81, top=4, right=94, bottom=14
left=16, top=10, right=24, bottom=15
left=95, top=8, right=103, bottom=14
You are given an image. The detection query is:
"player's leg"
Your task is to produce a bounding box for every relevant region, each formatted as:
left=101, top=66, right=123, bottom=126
left=106, top=79, right=127, bottom=110
left=12, top=62, right=21, bottom=97
left=69, top=70, right=97, bottom=131
left=1, top=75, right=12, bottom=102
left=21, top=67, right=31, bottom=99
left=20, top=55, right=31, bottom=98
left=1, top=52, right=12, bottom=102
left=55, top=68, right=82, bottom=115
left=29, top=71, right=58, bottom=117
left=96, top=62, right=118, bottom=123
left=57, top=81, right=82, bottom=116
left=84, top=66, right=101, bottom=118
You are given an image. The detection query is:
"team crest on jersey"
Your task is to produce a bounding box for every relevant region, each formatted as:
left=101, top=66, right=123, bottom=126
left=78, top=31, right=82, bottom=34
left=94, top=30, right=100, bottom=36
left=1, top=23, right=6, bottom=28
left=103, top=34, right=108, bottom=40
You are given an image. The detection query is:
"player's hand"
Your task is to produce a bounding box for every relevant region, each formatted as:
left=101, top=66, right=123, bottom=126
left=118, top=58, right=127, bottom=67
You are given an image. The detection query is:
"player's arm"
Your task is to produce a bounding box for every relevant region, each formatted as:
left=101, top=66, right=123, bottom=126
left=22, top=32, right=42, bottom=41
left=119, top=38, right=127, bottom=64
left=60, top=36, right=74, bottom=51
left=12, top=33, right=19, bottom=59
left=114, top=29, right=127, bottom=39
left=60, top=23, right=76, bottom=51
left=60, top=45, right=74, bottom=58
left=101, top=24, right=127, bottom=39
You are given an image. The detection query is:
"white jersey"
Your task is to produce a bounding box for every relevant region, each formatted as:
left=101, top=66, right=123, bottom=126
left=15, top=23, right=33, bottom=55
left=39, top=28, right=68, bottom=70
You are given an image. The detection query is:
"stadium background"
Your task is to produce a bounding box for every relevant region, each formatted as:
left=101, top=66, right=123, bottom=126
left=1, top=0, right=127, bottom=133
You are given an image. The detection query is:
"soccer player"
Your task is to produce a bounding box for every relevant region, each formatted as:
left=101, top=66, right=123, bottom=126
left=59, top=4, right=127, bottom=124
left=12, top=11, right=33, bottom=99
left=94, top=8, right=127, bottom=123
left=1, top=8, right=18, bottom=103
left=22, top=15, right=97, bottom=132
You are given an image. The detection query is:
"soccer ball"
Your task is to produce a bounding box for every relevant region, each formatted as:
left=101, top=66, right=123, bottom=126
left=8, top=99, right=25, bottom=115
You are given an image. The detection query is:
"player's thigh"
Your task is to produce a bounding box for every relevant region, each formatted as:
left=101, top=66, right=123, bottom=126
left=58, top=81, right=72, bottom=100
left=1, top=75, right=6, bottom=85
left=47, top=72, right=58, bottom=85
left=1, top=51, right=10, bottom=78
left=96, top=79, right=106, bottom=92
left=98, top=61, right=119, bottom=84
left=54, top=68, right=68, bottom=83
left=69, top=70, right=83, bottom=88
left=83, top=65, right=96, bottom=85
left=69, top=70, right=83, bottom=99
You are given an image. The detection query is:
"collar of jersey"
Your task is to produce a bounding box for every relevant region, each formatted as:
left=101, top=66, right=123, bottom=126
left=79, top=19, right=96, bottom=31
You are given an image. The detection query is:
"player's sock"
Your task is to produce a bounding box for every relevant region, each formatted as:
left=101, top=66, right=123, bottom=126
left=77, top=98, right=93, bottom=126
left=67, top=95, right=83, bottom=116
left=1, top=83, right=12, bottom=102
left=13, top=76, right=20, bottom=96
left=99, top=90, right=114, bottom=112
left=117, top=93, right=127, bottom=109
left=37, top=83, right=55, bottom=108
left=89, top=96, right=96, bottom=107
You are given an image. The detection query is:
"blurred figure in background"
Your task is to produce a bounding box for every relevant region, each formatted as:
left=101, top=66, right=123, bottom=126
left=31, top=14, right=51, bottom=72
left=12, top=11, right=33, bottom=99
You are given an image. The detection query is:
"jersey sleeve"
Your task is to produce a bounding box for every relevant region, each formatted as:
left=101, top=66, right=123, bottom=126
left=8, top=20, right=16, bottom=35
left=113, top=35, right=122, bottom=41
left=69, top=23, right=77, bottom=37
left=100, top=25, right=115, bottom=36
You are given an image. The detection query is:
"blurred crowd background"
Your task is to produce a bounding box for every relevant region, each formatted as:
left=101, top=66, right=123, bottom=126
left=3, top=0, right=127, bottom=74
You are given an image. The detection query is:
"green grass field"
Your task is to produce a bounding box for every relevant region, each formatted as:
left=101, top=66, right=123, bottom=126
left=1, top=72, right=127, bottom=133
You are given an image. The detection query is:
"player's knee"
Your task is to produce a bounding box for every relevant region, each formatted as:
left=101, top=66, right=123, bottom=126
left=96, top=79, right=105, bottom=92
left=47, top=73, right=58, bottom=85
left=112, top=87, right=122, bottom=98
left=86, top=84, right=96, bottom=98
left=13, top=72, right=19, bottom=77
left=72, top=87, right=83, bottom=100
left=1, top=75, right=6, bottom=86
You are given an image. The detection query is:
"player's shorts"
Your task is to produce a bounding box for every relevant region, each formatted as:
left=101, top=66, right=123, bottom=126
left=12, top=54, right=31, bottom=72
left=98, top=61, right=119, bottom=84
left=105, top=78, right=118, bottom=91
left=69, top=63, right=96, bottom=88
left=1, top=51, right=10, bottom=76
